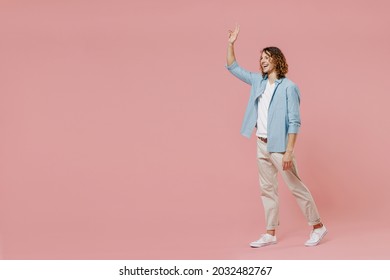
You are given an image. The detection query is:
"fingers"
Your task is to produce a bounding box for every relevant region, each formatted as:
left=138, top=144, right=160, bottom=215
left=228, top=24, right=239, bottom=35
left=282, top=160, right=292, bottom=171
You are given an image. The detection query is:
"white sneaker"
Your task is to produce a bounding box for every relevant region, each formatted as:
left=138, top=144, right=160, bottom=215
left=304, top=225, right=327, bottom=246
left=250, top=234, right=277, bottom=248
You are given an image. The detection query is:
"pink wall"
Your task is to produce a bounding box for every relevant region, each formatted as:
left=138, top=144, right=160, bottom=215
left=1, top=0, right=390, bottom=259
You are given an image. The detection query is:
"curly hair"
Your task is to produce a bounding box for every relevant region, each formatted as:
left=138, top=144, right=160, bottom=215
left=260, top=47, right=288, bottom=79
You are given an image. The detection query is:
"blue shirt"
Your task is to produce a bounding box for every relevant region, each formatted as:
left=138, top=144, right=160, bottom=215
left=225, top=60, right=301, bottom=152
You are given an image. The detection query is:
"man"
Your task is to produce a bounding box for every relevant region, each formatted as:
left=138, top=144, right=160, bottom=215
left=225, top=24, right=327, bottom=247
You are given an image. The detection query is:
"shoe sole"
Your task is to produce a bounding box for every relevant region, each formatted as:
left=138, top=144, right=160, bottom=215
left=250, top=241, right=277, bottom=248
left=304, top=230, right=328, bottom=247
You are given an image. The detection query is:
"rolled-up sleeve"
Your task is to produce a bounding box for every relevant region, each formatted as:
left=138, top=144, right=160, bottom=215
left=286, top=85, right=301, bottom=133
left=225, top=60, right=254, bottom=85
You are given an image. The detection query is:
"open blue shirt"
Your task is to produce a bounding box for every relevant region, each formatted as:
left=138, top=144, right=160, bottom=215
left=225, top=60, right=301, bottom=152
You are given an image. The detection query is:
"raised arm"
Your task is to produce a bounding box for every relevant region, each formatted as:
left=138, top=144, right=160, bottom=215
left=225, top=24, right=255, bottom=85
left=227, top=24, right=239, bottom=66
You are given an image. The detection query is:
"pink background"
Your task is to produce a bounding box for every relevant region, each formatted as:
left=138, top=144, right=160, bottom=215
left=1, top=0, right=390, bottom=259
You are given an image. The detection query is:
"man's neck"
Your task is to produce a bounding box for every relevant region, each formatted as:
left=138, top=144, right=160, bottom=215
left=267, top=72, right=277, bottom=85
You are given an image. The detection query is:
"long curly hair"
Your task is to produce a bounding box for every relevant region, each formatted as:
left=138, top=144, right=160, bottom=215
left=260, top=47, right=288, bottom=79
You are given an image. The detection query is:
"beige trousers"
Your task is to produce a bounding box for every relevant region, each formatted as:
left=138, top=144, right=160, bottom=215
left=256, top=138, right=321, bottom=230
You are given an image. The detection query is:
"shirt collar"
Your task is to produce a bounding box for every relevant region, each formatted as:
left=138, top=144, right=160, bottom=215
left=263, top=74, right=284, bottom=84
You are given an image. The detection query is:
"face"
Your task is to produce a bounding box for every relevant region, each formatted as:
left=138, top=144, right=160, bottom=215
left=260, top=51, right=275, bottom=74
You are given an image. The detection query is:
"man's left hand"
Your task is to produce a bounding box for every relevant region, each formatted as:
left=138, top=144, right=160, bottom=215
left=282, top=151, right=294, bottom=171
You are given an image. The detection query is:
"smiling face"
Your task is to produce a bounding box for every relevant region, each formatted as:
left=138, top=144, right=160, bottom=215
left=258, top=47, right=289, bottom=79
left=260, top=51, right=276, bottom=75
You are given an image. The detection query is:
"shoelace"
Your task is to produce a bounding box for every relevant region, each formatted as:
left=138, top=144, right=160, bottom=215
left=309, top=230, right=322, bottom=241
left=257, top=234, right=273, bottom=241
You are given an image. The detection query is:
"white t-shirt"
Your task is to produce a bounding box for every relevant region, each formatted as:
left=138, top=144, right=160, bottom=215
left=256, top=80, right=275, bottom=138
